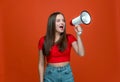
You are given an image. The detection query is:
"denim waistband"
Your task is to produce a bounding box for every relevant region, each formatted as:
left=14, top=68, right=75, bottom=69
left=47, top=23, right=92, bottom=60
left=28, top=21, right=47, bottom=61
left=47, top=63, right=70, bottom=71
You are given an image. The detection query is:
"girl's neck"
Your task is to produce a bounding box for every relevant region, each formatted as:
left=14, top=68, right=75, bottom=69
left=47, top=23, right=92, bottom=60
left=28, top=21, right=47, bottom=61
left=55, top=32, right=60, bottom=42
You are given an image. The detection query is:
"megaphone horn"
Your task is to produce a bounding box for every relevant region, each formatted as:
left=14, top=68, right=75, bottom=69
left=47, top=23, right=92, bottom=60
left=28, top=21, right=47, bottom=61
left=70, top=10, right=91, bottom=26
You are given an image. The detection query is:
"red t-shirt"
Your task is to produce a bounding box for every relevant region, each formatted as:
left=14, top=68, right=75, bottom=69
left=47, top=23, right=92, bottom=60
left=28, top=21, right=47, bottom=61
left=38, top=34, right=77, bottom=63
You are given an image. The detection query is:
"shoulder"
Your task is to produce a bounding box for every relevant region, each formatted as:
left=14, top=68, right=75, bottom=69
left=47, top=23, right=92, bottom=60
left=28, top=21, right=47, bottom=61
left=38, top=36, right=45, bottom=49
left=66, top=33, right=73, bottom=37
left=38, top=36, right=45, bottom=46
left=66, top=34, right=75, bottom=39
left=39, top=36, right=45, bottom=43
left=66, top=34, right=77, bottom=43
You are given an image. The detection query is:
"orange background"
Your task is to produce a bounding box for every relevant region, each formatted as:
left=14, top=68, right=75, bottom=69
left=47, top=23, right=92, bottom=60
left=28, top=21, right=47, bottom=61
left=0, top=0, right=120, bottom=82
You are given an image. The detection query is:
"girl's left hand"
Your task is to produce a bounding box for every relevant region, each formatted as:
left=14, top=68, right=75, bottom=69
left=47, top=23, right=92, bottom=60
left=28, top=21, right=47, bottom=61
left=74, top=25, right=83, bottom=35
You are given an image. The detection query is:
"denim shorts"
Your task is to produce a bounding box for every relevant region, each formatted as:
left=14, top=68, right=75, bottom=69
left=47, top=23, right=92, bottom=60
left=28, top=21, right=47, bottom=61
left=44, top=63, right=74, bottom=82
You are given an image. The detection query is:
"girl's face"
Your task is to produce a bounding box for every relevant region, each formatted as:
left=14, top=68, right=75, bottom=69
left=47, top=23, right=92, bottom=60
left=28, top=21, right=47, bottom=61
left=55, top=14, right=65, bottom=34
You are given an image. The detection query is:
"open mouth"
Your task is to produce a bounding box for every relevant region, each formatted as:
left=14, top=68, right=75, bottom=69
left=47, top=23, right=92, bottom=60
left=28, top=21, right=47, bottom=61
left=59, top=26, right=64, bottom=29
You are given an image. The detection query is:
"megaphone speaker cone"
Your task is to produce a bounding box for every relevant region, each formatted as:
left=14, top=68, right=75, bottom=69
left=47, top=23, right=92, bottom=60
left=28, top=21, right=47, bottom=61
left=71, top=10, right=91, bottom=26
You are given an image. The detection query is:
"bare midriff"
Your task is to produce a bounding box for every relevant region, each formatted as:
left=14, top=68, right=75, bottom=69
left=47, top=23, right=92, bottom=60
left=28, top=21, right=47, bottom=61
left=48, top=61, right=70, bottom=67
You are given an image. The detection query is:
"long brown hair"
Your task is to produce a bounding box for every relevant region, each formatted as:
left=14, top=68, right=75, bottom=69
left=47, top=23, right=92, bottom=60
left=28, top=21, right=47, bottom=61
left=42, top=12, right=67, bottom=56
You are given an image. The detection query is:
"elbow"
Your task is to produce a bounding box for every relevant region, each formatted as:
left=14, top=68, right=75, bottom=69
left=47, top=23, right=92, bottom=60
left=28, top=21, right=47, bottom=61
left=78, top=51, right=85, bottom=57
left=80, top=53, right=85, bottom=56
left=39, top=62, right=44, bottom=67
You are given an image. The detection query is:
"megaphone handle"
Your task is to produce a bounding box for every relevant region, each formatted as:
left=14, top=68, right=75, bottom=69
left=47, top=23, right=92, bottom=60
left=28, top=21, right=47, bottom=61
left=77, top=31, right=82, bottom=35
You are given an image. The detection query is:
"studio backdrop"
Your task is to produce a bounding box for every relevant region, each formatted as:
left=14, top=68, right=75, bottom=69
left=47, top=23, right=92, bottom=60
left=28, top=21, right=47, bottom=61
left=0, top=0, right=120, bottom=82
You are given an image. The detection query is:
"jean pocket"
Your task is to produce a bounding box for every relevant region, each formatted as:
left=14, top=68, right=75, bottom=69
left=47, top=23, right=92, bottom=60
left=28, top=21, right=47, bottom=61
left=45, top=67, right=53, bottom=75
left=63, top=69, right=74, bottom=82
left=64, top=69, right=72, bottom=75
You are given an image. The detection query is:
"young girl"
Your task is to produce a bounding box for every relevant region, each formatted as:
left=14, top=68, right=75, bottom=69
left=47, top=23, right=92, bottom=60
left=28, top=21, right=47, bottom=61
left=38, top=12, right=85, bottom=82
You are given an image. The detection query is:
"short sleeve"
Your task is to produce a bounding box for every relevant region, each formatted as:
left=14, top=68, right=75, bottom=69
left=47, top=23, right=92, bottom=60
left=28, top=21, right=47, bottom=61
left=67, top=34, right=77, bottom=44
left=38, top=36, right=44, bottom=50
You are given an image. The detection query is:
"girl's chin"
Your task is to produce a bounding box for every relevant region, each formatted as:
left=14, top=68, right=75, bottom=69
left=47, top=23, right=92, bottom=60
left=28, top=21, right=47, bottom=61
left=57, top=31, right=64, bottom=34
left=60, top=31, right=64, bottom=33
left=56, top=30, right=64, bottom=34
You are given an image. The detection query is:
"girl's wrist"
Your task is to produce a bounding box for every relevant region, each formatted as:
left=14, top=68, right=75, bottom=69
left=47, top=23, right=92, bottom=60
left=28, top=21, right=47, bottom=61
left=77, top=31, right=82, bottom=35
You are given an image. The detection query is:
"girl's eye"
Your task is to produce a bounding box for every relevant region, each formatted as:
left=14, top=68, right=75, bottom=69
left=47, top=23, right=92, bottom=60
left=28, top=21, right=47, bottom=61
left=56, top=19, right=65, bottom=22
left=62, top=19, right=65, bottom=22
left=56, top=19, right=60, bottom=22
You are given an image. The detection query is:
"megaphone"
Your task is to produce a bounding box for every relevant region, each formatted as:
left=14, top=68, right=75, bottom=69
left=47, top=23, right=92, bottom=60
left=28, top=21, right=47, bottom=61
left=70, top=10, right=91, bottom=26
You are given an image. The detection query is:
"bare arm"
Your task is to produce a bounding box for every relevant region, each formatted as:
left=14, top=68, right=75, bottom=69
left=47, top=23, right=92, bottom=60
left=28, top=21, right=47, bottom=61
left=38, top=50, right=45, bottom=82
left=72, top=25, right=85, bottom=56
